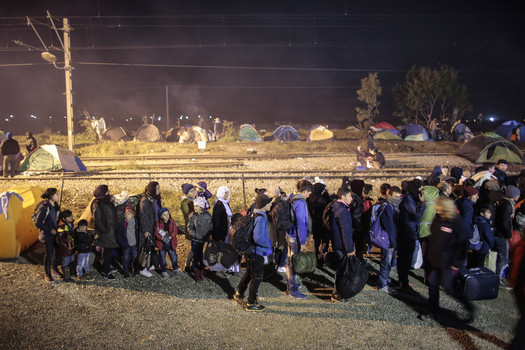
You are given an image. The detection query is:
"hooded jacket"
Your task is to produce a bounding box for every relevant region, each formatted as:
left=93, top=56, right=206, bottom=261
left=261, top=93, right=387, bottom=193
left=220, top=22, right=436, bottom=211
left=330, top=200, right=354, bottom=253
left=475, top=215, right=495, bottom=255
left=252, top=210, right=273, bottom=256
left=399, top=193, right=426, bottom=241
left=287, top=194, right=309, bottom=245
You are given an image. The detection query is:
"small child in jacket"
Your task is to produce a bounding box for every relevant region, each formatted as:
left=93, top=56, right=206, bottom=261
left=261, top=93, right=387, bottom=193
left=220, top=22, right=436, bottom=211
left=115, top=205, right=139, bottom=278
left=75, top=219, right=93, bottom=279
left=56, top=210, right=75, bottom=282
left=473, top=206, right=495, bottom=268
left=155, top=207, right=182, bottom=278
left=187, top=197, right=213, bottom=282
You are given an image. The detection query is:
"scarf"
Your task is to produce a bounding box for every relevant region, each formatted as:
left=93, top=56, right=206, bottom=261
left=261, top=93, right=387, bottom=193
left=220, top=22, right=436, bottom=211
left=387, top=195, right=402, bottom=211
left=215, top=185, right=233, bottom=219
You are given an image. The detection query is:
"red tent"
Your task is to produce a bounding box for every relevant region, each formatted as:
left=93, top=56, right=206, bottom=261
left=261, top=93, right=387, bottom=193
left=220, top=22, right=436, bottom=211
left=375, top=122, right=397, bottom=130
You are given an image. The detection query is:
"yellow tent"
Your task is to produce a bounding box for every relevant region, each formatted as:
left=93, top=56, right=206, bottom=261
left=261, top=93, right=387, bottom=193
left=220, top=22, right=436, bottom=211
left=308, top=125, right=333, bottom=141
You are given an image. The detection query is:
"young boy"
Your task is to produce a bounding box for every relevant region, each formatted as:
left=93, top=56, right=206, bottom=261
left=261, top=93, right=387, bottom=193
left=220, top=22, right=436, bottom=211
left=155, top=207, right=182, bottom=278
left=188, top=197, right=213, bottom=282
left=75, top=219, right=93, bottom=279
left=56, top=210, right=75, bottom=282
left=115, top=205, right=139, bottom=278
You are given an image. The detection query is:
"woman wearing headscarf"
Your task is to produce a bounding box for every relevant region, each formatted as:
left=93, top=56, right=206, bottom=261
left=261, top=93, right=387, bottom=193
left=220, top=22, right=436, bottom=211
left=138, top=181, right=162, bottom=277
left=92, top=184, right=119, bottom=280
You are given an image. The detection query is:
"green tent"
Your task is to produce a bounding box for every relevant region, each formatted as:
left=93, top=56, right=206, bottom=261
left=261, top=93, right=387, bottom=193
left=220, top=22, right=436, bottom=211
left=374, top=130, right=402, bottom=140
left=419, top=185, right=440, bottom=238
left=238, top=124, right=262, bottom=142
left=457, top=134, right=523, bottom=164
left=19, top=144, right=87, bottom=172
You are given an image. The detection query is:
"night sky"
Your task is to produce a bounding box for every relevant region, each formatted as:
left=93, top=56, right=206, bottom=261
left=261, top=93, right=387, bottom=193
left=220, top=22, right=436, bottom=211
left=0, top=0, right=524, bottom=133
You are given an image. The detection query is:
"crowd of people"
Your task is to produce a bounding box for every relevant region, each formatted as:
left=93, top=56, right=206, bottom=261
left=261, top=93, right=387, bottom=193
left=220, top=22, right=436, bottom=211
left=32, top=160, right=525, bottom=344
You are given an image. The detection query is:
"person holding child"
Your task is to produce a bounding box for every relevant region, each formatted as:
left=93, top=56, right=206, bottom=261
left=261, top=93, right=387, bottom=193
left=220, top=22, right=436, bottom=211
left=75, top=219, right=93, bottom=279
left=155, top=207, right=182, bottom=278
left=56, top=210, right=75, bottom=282
left=115, top=205, right=139, bottom=278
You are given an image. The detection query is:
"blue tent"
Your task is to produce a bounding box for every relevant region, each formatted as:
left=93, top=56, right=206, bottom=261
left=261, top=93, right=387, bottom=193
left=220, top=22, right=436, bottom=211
left=450, top=122, right=474, bottom=142
left=273, top=125, right=301, bottom=141
left=400, top=123, right=430, bottom=141
left=494, top=120, right=525, bottom=141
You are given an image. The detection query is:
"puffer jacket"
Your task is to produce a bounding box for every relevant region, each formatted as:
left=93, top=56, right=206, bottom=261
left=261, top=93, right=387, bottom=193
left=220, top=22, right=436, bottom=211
left=188, top=211, right=213, bottom=242
left=154, top=218, right=178, bottom=251
left=56, top=221, right=75, bottom=258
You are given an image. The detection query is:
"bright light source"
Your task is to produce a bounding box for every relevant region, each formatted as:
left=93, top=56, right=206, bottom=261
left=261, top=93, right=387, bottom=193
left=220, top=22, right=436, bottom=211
left=5, top=118, right=8, bottom=121
left=186, top=116, right=189, bottom=119
left=49, top=116, right=52, bottom=119
left=489, top=117, right=495, bottom=122
left=198, top=115, right=201, bottom=118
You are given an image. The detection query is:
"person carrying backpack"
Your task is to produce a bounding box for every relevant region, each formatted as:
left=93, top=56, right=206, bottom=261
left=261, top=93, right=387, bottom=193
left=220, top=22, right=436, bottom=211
left=35, top=188, right=61, bottom=283
left=138, top=181, right=162, bottom=277
left=269, top=187, right=292, bottom=273
left=188, top=197, right=213, bottom=282
left=308, top=182, right=330, bottom=267
left=286, top=179, right=313, bottom=300
left=329, top=187, right=354, bottom=302
left=233, top=194, right=273, bottom=311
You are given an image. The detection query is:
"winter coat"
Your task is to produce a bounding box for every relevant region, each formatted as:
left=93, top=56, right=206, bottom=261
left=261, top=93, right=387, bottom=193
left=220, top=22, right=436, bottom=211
left=419, top=185, right=439, bottom=239
left=494, top=198, right=514, bottom=239
left=399, top=194, right=426, bottom=241
left=115, top=217, right=139, bottom=249
left=93, top=199, right=119, bottom=249
left=379, top=202, right=399, bottom=249
left=56, top=221, right=75, bottom=258
left=0, top=138, right=20, bottom=155
left=456, top=197, right=476, bottom=240
left=475, top=216, right=495, bottom=255
left=139, top=194, right=159, bottom=248
left=75, top=228, right=93, bottom=254
left=308, top=188, right=329, bottom=240
left=35, top=200, right=60, bottom=243
left=349, top=193, right=363, bottom=231
left=330, top=200, right=354, bottom=253
left=212, top=200, right=230, bottom=241
left=154, top=218, right=178, bottom=251
left=493, top=168, right=507, bottom=184
left=428, top=215, right=468, bottom=269
left=188, top=211, right=213, bottom=242
left=287, top=195, right=309, bottom=245
left=252, top=211, right=273, bottom=256
left=180, top=197, right=194, bottom=233
left=268, top=196, right=291, bottom=248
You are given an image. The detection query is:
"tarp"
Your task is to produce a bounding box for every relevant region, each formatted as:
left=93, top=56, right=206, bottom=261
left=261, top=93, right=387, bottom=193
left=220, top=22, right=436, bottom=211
left=238, top=124, right=262, bottom=142
left=101, top=127, right=129, bottom=141
left=457, top=134, right=523, bottom=164
left=400, top=123, right=430, bottom=141
left=450, top=122, right=474, bottom=142
left=179, top=126, right=209, bottom=143
left=273, top=125, right=301, bottom=141
left=307, top=125, right=333, bottom=141
left=373, top=130, right=402, bottom=140
left=494, top=120, right=525, bottom=141
left=19, top=144, right=87, bottom=172
left=134, top=124, right=162, bottom=142
left=374, top=122, right=397, bottom=131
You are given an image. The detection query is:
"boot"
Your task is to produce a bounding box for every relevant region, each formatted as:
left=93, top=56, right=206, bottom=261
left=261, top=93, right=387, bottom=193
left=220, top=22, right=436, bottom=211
left=62, top=266, right=73, bottom=282
left=199, top=269, right=206, bottom=282
left=193, top=268, right=202, bottom=282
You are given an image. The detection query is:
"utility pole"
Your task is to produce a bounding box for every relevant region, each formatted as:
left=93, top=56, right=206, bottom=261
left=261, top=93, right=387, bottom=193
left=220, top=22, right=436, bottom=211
left=165, top=85, right=170, bottom=130
left=63, top=18, right=74, bottom=152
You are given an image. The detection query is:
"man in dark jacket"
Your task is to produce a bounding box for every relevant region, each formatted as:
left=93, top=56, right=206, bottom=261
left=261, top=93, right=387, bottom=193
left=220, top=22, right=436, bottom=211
left=330, top=186, right=354, bottom=302
left=0, top=132, right=20, bottom=177
left=456, top=186, right=479, bottom=243
left=397, top=179, right=426, bottom=293
left=269, top=190, right=292, bottom=272
left=139, top=181, right=162, bottom=277
left=493, top=159, right=508, bottom=184
left=25, top=131, right=37, bottom=154
left=308, top=182, right=330, bottom=266
left=494, top=185, right=520, bottom=287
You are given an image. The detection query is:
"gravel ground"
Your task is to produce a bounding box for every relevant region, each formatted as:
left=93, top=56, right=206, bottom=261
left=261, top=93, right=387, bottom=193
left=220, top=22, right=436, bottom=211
left=0, top=145, right=520, bottom=349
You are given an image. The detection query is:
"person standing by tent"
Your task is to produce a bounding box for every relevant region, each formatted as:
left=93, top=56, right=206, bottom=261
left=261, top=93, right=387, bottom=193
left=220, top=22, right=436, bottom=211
left=35, top=188, right=61, bottom=283
left=25, top=131, right=37, bottom=154
left=0, top=132, right=20, bottom=177
left=138, top=181, right=162, bottom=278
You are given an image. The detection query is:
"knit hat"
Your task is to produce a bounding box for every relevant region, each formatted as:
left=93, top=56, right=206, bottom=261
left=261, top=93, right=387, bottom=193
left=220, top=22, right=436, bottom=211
left=255, top=194, right=272, bottom=209
left=194, top=196, right=209, bottom=210
left=505, top=185, right=521, bottom=199
left=158, top=207, right=170, bottom=218
left=5, top=132, right=12, bottom=139
left=269, top=186, right=282, bottom=197
left=196, top=181, right=212, bottom=199
left=124, top=204, right=135, bottom=215
left=181, top=183, right=194, bottom=195
left=463, top=186, right=479, bottom=198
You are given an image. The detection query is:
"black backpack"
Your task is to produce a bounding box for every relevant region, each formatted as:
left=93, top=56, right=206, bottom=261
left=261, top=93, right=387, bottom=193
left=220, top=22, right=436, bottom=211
left=231, top=213, right=262, bottom=255
left=31, top=200, right=50, bottom=227
left=270, top=198, right=294, bottom=231
left=322, top=200, right=335, bottom=230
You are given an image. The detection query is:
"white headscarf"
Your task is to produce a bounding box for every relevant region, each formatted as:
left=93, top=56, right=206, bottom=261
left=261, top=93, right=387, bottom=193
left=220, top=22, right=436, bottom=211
left=215, top=185, right=232, bottom=218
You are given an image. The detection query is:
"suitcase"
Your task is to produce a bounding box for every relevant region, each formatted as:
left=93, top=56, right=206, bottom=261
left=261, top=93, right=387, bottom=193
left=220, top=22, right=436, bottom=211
left=457, top=267, right=499, bottom=301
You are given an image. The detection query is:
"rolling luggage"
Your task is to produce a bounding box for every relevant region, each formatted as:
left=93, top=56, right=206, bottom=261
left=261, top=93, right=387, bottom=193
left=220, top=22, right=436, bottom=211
left=457, top=267, right=499, bottom=301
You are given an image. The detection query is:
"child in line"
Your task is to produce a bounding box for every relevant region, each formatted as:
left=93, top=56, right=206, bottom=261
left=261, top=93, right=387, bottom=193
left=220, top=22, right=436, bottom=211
left=116, top=205, right=139, bottom=278
left=155, top=207, right=182, bottom=278
left=188, top=197, right=213, bottom=282
left=56, top=210, right=75, bottom=282
left=75, top=219, right=93, bottom=279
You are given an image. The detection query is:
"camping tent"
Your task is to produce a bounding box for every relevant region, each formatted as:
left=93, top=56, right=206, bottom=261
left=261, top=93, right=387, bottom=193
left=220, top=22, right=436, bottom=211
left=134, top=124, right=162, bottom=142
left=450, top=122, right=474, bottom=142
left=307, top=125, right=333, bottom=141
left=101, top=127, right=129, bottom=141
left=238, top=124, right=262, bottom=142
left=273, top=125, right=301, bottom=141
left=400, top=123, right=430, bottom=141
left=165, top=127, right=182, bottom=142
left=179, top=126, right=209, bottom=143
left=374, top=122, right=397, bottom=131
left=494, top=120, right=525, bottom=141
left=0, top=130, right=5, bottom=141
left=374, top=130, right=402, bottom=140
left=19, top=144, right=87, bottom=172
left=457, top=134, right=523, bottom=164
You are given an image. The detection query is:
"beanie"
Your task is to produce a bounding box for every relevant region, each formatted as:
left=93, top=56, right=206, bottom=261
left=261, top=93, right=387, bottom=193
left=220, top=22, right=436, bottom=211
left=181, top=183, right=194, bottom=195
left=463, top=186, right=479, bottom=198
left=256, top=194, right=272, bottom=209
left=194, top=196, right=209, bottom=210
left=124, top=204, right=135, bottom=215
left=5, top=132, right=12, bottom=139
left=158, top=207, right=169, bottom=218
left=505, top=185, right=521, bottom=199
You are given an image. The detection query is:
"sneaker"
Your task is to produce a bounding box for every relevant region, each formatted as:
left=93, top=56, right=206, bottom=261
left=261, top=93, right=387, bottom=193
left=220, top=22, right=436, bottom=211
left=378, top=285, right=398, bottom=295
left=244, top=302, right=265, bottom=312
left=44, top=275, right=56, bottom=284
left=233, top=291, right=244, bottom=301
left=172, top=269, right=183, bottom=275
left=215, top=271, right=228, bottom=279
left=140, top=268, right=153, bottom=278
left=288, top=290, right=307, bottom=299
left=110, top=268, right=118, bottom=274
left=162, top=272, right=169, bottom=278
left=331, top=293, right=350, bottom=303
left=499, top=279, right=512, bottom=290
left=105, top=273, right=116, bottom=281
left=148, top=265, right=155, bottom=271
left=276, top=266, right=286, bottom=273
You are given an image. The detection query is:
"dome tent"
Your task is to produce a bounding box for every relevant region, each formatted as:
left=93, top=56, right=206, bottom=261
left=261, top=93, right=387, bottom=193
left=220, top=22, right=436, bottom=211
left=494, top=120, right=525, bottom=141
left=450, top=122, right=474, bottom=142
left=457, top=134, right=523, bottom=164
left=400, top=123, right=430, bottom=141
left=238, top=124, right=262, bottom=142
left=374, top=130, right=402, bottom=140
left=374, top=121, right=398, bottom=131
left=19, top=144, right=87, bottom=172
left=179, top=126, right=209, bottom=143
left=134, top=124, right=162, bottom=142
left=165, top=127, right=183, bottom=142
left=307, top=125, right=333, bottom=141
left=273, top=125, right=301, bottom=141
left=101, top=127, right=129, bottom=142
